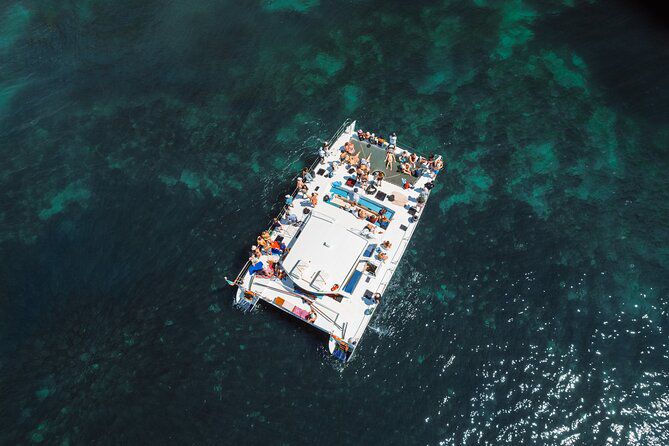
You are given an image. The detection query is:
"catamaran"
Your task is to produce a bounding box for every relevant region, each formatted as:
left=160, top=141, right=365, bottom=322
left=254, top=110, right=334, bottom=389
left=227, top=120, right=440, bottom=362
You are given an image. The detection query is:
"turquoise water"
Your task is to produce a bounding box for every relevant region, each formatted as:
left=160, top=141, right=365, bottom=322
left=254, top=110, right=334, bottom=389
left=1, top=0, right=669, bottom=444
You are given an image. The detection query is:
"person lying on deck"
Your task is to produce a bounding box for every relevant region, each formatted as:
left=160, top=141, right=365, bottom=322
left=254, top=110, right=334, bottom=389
left=385, top=151, right=395, bottom=170
left=310, top=192, right=319, bottom=207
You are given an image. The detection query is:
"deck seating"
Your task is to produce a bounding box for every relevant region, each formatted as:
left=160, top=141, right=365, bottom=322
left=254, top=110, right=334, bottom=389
left=343, top=270, right=364, bottom=294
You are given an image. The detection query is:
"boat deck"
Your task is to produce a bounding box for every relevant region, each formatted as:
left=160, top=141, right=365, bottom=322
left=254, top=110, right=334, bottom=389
left=235, top=121, right=437, bottom=358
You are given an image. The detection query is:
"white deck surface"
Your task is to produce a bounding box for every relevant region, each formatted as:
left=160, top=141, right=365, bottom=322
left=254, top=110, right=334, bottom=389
left=237, top=121, right=437, bottom=352
left=281, top=211, right=368, bottom=293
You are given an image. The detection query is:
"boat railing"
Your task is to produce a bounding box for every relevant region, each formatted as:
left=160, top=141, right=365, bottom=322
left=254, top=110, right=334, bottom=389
left=232, top=119, right=353, bottom=285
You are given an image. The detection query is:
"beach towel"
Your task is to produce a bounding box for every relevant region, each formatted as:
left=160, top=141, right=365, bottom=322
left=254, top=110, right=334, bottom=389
left=291, top=306, right=310, bottom=320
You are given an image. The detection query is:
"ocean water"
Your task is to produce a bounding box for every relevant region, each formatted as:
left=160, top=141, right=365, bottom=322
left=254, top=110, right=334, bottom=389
left=1, top=0, right=669, bottom=444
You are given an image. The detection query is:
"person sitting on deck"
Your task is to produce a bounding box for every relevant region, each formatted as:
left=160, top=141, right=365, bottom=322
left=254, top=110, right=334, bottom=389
left=432, top=156, right=444, bottom=176
left=360, top=154, right=371, bottom=169
left=270, top=239, right=287, bottom=255
left=363, top=131, right=371, bottom=140
left=357, top=129, right=364, bottom=140
left=270, top=217, right=282, bottom=231
left=389, top=132, right=397, bottom=146
left=301, top=167, right=314, bottom=183
left=345, top=141, right=355, bottom=155
left=368, top=214, right=378, bottom=224
left=249, top=256, right=264, bottom=275
left=358, top=171, right=369, bottom=187
left=378, top=213, right=390, bottom=225
left=251, top=245, right=262, bottom=258
left=286, top=212, right=299, bottom=225
left=409, top=153, right=418, bottom=167
left=349, top=151, right=360, bottom=166
left=377, top=251, right=388, bottom=262
left=369, top=133, right=378, bottom=145
left=257, top=235, right=270, bottom=253
left=296, top=177, right=308, bottom=196
left=309, top=192, right=318, bottom=207
left=375, top=171, right=385, bottom=186
left=377, top=135, right=387, bottom=148
left=401, top=162, right=412, bottom=175
left=381, top=240, right=392, bottom=250
left=357, top=208, right=368, bottom=220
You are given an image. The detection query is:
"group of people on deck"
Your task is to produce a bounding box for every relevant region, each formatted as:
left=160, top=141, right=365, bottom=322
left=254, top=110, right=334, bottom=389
left=248, top=229, right=288, bottom=277
left=355, top=128, right=444, bottom=179
left=388, top=149, right=443, bottom=179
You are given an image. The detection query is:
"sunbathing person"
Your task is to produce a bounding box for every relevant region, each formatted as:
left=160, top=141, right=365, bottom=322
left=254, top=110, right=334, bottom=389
left=310, top=192, right=318, bottom=207
left=401, top=162, right=413, bottom=175
left=381, top=240, right=392, bottom=250
left=364, top=222, right=377, bottom=233
left=357, top=208, right=368, bottom=220
left=349, top=152, right=360, bottom=165
left=345, top=142, right=355, bottom=155
left=296, top=177, right=308, bottom=196
left=375, top=171, right=385, bottom=186
left=385, top=151, right=395, bottom=170
left=409, top=153, right=418, bottom=167
left=378, top=252, right=388, bottom=262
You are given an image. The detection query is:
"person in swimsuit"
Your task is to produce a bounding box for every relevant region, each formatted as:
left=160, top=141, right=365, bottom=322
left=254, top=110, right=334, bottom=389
left=310, top=192, right=318, bottom=207
left=375, top=171, right=385, bottom=186
left=296, top=177, right=308, bottom=196
left=409, top=153, right=418, bottom=167
left=385, top=151, right=395, bottom=170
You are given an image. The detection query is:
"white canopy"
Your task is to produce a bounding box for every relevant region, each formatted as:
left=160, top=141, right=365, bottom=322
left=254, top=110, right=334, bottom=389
left=281, top=211, right=368, bottom=293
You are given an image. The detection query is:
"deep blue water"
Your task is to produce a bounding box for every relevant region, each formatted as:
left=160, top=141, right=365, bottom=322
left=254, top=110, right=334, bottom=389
left=1, top=0, right=669, bottom=444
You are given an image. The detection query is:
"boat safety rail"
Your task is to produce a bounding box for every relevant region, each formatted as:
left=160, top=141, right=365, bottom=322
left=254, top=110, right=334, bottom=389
left=232, top=119, right=352, bottom=285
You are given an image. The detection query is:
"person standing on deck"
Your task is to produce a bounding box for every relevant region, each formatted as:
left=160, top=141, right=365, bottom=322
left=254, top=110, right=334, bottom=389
left=319, top=142, right=329, bottom=164
left=350, top=188, right=360, bottom=204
